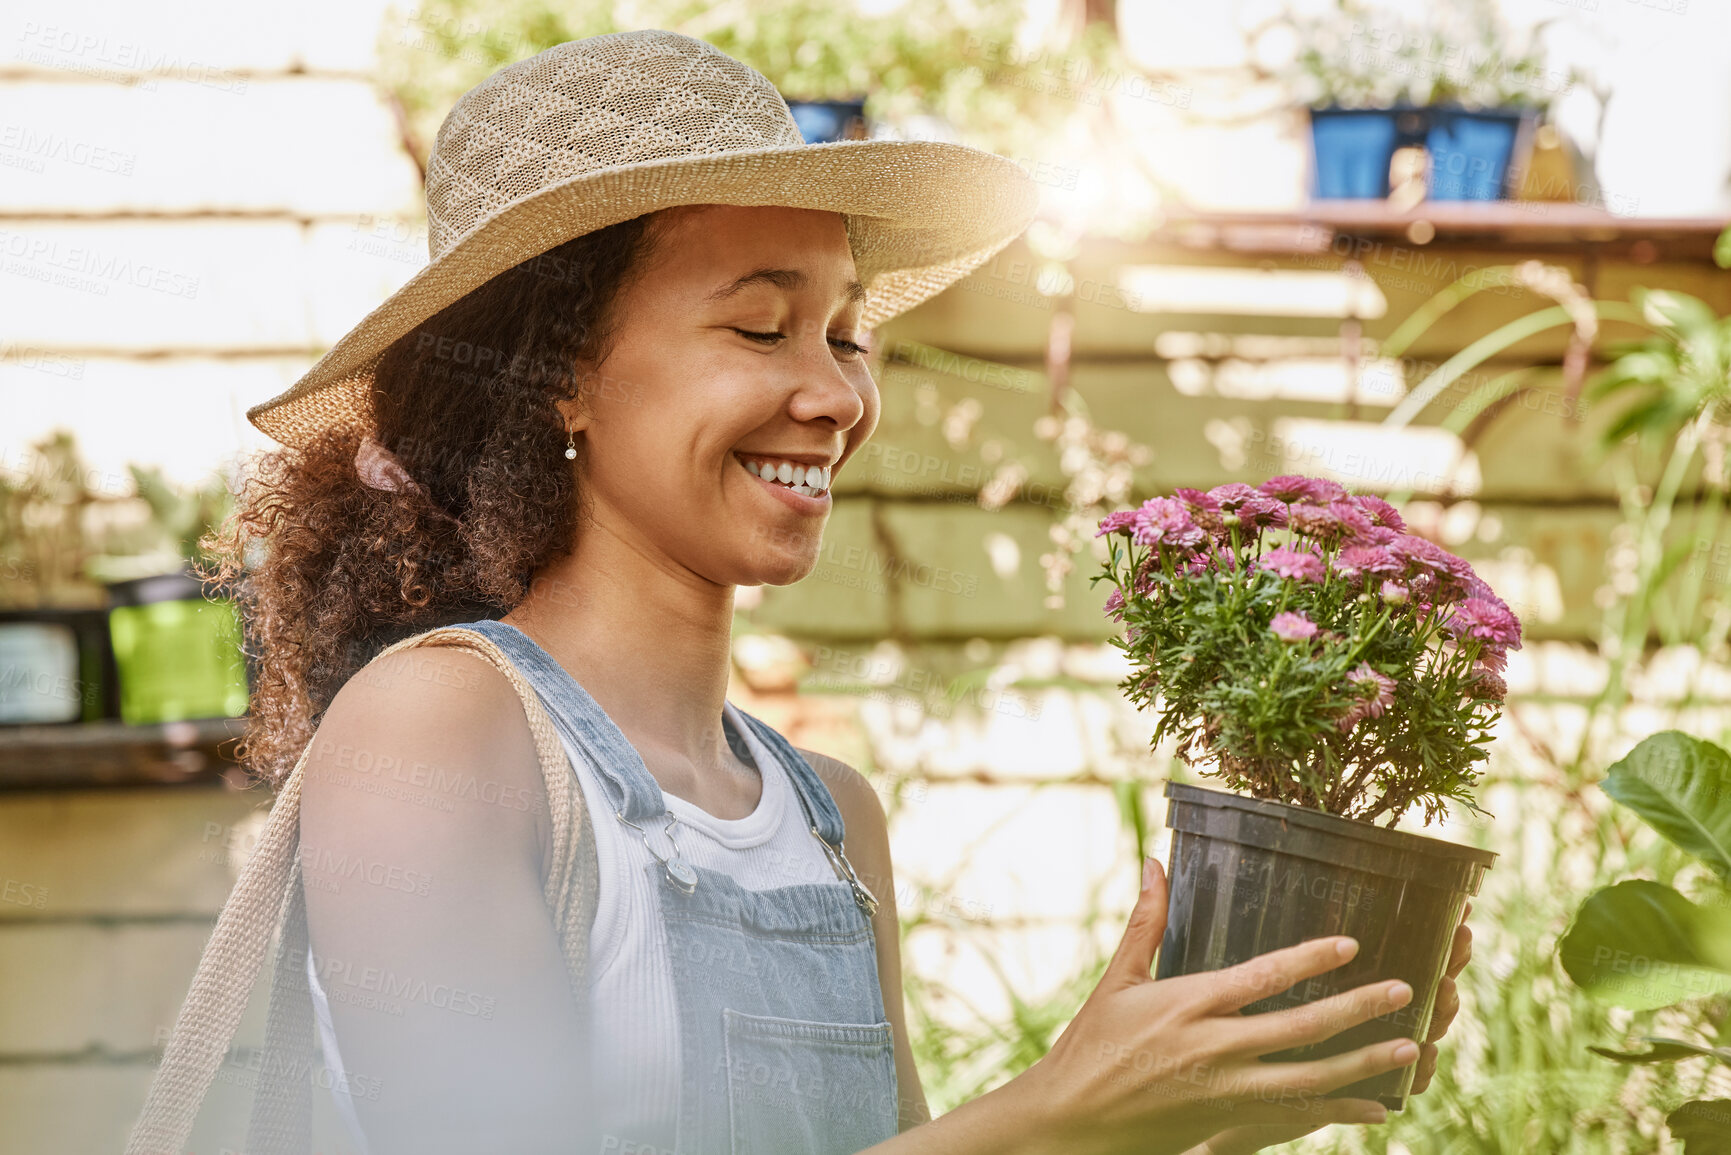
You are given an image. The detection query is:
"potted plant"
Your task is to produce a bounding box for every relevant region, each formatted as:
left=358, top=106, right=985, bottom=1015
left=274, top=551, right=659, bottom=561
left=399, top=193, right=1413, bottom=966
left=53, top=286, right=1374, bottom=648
left=1290, top=0, right=1573, bottom=201
left=1092, top=474, right=1515, bottom=1109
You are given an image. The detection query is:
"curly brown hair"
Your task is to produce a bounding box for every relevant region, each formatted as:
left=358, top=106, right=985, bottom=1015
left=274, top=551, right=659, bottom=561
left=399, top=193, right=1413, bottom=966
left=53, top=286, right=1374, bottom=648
left=201, top=211, right=671, bottom=788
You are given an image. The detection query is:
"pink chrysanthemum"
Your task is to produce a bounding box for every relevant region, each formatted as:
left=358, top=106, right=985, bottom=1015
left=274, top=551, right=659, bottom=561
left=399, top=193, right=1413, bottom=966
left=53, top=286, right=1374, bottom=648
left=1333, top=545, right=1402, bottom=582
left=1130, top=497, right=1207, bottom=550
left=1207, top=483, right=1289, bottom=531
left=1466, top=664, right=1508, bottom=702
left=1337, top=662, right=1398, bottom=731
left=1105, top=587, right=1126, bottom=620
left=1096, top=509, right=1139, bottom=537
left=1258, top=546, right=1326, bottom=583
left=1260, top=474, right=1347, bottom=505
left=1444, top=597, right=1524, bottom=651
left=1270, top=611, right=1318, bottom=643
left=1350, top=494, right=1407, bottom=531
left=1180, top=546, right=1239, bottom=577
left=1381, top=579, right=1409, bottom=605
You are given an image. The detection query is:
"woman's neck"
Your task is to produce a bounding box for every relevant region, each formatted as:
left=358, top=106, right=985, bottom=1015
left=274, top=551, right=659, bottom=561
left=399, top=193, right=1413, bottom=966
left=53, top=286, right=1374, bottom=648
left=499, top=517, right=742, bottom=781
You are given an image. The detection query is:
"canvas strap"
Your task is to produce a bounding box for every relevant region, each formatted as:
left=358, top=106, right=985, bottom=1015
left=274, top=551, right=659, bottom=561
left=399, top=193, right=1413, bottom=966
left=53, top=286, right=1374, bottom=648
left=124, top=625, right=598, bottom=1155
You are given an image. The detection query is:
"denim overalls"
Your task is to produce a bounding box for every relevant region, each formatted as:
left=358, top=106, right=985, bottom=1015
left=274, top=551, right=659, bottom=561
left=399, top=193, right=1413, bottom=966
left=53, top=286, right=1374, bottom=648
left=457, top=619, right=901, bottom=1155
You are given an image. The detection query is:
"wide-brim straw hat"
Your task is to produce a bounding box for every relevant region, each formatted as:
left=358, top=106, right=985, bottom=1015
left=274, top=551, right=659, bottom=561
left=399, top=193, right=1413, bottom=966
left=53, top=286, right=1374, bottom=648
left=246, top=28, right=1042, bottom=449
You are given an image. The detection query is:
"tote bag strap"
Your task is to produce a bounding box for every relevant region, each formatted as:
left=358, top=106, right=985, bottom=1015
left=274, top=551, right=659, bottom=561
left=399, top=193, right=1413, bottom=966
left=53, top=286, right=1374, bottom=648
left=125, top=624, right=597, bottom=1155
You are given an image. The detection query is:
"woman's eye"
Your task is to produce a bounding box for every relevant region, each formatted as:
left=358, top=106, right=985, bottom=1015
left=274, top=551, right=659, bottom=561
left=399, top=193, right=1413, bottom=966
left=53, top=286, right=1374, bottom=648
left=731, top=329, right=871, bottom=358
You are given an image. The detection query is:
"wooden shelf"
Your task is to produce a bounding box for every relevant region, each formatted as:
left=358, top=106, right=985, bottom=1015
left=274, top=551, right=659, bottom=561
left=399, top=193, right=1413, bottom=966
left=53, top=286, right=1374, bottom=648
left=1148, top=202, right=1730, bottom=262
left=0, top=717, right=251, bottom=791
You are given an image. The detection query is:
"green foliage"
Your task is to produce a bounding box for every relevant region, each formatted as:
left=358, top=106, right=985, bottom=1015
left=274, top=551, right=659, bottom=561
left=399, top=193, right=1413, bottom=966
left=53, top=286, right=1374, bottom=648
left=1288, top=0, right=1576, bottom=112
left=380, top=0, right=1126, bottom=171
left=1557, top=731, right=1731, bottom=1151
left=1586, top=288, right=1731, bottom=456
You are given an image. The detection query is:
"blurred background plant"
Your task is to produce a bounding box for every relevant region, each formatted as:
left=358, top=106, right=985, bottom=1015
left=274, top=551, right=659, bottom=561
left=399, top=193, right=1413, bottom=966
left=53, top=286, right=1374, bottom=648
left=0, top=430, right=237, bottom=608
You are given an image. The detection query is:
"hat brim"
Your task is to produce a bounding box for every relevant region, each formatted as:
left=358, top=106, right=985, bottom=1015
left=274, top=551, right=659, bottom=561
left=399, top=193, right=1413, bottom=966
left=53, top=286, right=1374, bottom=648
left=246, top=138, right=1041, bottom=449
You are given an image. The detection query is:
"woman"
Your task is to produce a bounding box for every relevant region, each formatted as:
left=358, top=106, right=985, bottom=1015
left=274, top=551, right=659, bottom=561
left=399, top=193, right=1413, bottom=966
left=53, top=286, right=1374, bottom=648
left=187, top=28, right=1471, bottom=1155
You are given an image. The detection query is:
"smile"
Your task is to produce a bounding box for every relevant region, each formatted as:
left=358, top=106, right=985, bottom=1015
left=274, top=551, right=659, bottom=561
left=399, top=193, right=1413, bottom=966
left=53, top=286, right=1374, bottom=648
left=734, top=453, right=832, bottom=506
left=737, top=453, right=831, bottom=496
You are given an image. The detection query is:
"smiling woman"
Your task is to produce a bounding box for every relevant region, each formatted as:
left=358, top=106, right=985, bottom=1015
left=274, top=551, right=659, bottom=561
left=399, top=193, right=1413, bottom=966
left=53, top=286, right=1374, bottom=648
left=130, top=27, right=1448, bottom=1155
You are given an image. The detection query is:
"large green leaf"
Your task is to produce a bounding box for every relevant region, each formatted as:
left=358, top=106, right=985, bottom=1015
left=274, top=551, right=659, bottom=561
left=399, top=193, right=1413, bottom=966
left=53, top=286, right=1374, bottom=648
left=1669, top=1100, right=1731, bottom=1154
left=1602, top=731, right=1731, bottom=879
left=1589, top=1036, right=1731, bottom=1064
left=1558, top=880, right=1731, bottom=1010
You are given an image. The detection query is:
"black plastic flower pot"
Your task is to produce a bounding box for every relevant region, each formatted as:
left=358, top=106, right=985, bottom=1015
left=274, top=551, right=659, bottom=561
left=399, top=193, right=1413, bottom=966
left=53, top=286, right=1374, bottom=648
left=1154, top=781, right=1495, bottom=1111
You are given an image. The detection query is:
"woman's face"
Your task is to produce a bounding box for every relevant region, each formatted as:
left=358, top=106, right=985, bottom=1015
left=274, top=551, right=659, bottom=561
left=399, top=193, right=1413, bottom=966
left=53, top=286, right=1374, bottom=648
left=566, top=204, right=880, bottom=588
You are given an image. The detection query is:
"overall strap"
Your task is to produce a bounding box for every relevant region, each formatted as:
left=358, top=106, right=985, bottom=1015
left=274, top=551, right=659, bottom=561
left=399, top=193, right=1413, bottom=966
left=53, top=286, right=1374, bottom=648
left=124, top=624, right=598, bottom=1155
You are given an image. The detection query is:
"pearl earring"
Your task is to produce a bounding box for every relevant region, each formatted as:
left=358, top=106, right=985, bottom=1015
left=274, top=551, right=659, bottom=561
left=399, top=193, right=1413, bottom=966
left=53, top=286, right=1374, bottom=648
left=564, top=429, right=577, bottom=460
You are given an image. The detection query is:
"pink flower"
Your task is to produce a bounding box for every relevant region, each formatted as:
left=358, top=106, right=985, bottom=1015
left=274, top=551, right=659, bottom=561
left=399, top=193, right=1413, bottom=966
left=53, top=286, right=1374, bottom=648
left=1333, top=545, right=1401, bottom=582
left=1466, top=664, right=1508, bottom=702
left=1337, top=662, right=1397, bottom=731
left=1258, top=546, right=1326, bottom=583
left=1290, top=499, right=1375, bottom=545
left=1096, top=509, right=1140, bottom=538
left=1105, top=587, right=1126, bottom=620
left=1351, top=494, right=1407, bottom=531
left=1206, top=483, right=1288, bottom=531
left=1260, top=474, right=1347, bottom=505
left=1381, top=580, right=1409, bottom=605
left=1388, top=534, right=1475, bottom=584
left=1444, top=597, right=1524, bottom=651
left=1130, top=497, right=1207, bottom=550
left=1270, top=611, right=1318, bottom=643
left=1180, top=546, right=1239, bottom=576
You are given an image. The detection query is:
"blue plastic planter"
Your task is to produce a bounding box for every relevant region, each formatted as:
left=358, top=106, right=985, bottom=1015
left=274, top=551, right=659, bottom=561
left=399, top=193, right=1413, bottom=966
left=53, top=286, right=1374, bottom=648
left=1309, top=108, right=1406, bottom=199
left=1425, top=107, right=1531, bottom=200
left=785, top=99, right=867, bottom=143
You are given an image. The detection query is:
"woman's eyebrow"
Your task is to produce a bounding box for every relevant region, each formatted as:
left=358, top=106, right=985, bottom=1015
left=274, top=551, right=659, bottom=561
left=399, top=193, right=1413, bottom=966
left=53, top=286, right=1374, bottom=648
left=704, top=267, right=867, bottom=306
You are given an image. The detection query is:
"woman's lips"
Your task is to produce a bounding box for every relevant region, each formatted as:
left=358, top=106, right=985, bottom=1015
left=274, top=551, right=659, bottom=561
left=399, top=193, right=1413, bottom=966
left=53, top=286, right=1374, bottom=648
left=737, top=454, right=830, bottom=512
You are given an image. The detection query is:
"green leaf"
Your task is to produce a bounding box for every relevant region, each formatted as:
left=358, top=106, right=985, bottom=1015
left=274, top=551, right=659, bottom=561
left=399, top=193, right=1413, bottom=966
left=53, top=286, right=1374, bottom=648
left=1715, top=224, right=1731, bottom=270
left=1589, top=1036, right=1731, bottom=1064
left=1602, top=731, right=1731, bottom=879
left=1669, top=1100, right=1731, bottom=1154
left=1639, top=288, right=1722, bottom=342
left=1559, top=880, right=1731, bottom=1009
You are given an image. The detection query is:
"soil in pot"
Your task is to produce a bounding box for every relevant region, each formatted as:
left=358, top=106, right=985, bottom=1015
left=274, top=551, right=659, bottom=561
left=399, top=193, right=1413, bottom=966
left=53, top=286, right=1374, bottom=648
left=1154, top=780, right=1495, bottom=1111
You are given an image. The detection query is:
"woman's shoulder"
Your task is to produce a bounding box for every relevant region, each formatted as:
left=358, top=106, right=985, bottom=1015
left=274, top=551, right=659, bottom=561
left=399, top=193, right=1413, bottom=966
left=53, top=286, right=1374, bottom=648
left=299, top=636, right=555, bottom=875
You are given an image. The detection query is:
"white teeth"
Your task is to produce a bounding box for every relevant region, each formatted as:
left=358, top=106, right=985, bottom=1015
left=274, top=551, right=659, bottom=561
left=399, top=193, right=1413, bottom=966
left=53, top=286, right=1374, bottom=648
left=739, top=455, right=830, bottom=494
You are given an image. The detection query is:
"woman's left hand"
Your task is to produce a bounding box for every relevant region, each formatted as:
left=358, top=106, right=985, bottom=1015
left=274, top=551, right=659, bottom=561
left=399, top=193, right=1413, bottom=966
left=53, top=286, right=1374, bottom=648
left=1178, top=903, right=1474, bottom=1154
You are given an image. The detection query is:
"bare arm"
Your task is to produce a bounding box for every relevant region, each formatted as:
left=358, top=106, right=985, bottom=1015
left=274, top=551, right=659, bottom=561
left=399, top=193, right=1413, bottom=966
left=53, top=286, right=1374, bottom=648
left=796, top=749, right=1416, bottom=1155
left=298, top=646, right=585, bottom=1155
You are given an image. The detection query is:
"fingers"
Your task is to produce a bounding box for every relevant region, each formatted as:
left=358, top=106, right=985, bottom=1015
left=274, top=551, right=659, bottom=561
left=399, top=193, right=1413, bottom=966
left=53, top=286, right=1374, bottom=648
left=1218, top=977, right=1413, bottom=1058
left=1228, top=1093, right=1390, bottom=1132
left=1410, top=1041, right=1438, bottom=1095
left=1191, top=1120, right=1329, bottom=1155
left=1235, top=1035, right=1419, bottom=1102
left=1201, top=935, right=1361, bottom=1015
left=1425, top=975, right=1460, bottom=1044
left=1445, top=920, right=1472, bottom=979
left=1100, top=856, right=1169, bottom=989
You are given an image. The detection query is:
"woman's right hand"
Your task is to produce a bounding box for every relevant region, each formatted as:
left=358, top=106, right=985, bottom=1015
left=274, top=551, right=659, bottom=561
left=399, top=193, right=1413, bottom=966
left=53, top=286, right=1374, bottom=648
left=1014, top=856, right=1419, bottom=1155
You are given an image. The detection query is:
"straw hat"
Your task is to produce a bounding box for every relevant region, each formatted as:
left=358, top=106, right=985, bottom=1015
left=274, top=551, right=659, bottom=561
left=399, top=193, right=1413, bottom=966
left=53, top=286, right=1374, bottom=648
left=247, top=28, right=1043, bottom=449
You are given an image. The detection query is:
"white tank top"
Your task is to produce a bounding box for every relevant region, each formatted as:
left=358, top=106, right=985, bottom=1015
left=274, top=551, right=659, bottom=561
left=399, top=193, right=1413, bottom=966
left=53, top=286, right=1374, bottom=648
left=306, top=698, right=847, bottom=1153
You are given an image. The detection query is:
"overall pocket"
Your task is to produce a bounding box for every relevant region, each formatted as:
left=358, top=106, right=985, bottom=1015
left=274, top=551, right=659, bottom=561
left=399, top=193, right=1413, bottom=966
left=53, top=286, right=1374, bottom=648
left=721, top=1008, right=899, bottom=1155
